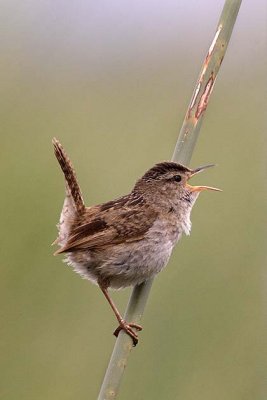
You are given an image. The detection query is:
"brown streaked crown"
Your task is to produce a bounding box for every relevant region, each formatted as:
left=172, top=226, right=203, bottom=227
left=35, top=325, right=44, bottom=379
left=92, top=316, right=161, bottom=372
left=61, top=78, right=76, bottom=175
left=141, top=162, right=191, bottom=181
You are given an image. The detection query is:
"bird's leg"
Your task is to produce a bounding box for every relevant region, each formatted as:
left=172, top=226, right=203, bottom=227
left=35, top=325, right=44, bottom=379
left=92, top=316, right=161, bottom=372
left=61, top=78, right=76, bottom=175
left=99, top=284, right=142, bottom=346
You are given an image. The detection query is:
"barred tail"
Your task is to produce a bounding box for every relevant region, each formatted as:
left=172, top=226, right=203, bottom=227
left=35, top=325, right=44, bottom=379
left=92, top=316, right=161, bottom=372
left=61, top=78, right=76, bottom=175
left=52, top=138, right=85, bottom=214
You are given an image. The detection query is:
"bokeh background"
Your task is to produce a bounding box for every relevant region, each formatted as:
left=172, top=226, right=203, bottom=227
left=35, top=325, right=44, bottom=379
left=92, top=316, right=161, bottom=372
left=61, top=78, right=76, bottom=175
left=1, top=1, right=266, bottom=399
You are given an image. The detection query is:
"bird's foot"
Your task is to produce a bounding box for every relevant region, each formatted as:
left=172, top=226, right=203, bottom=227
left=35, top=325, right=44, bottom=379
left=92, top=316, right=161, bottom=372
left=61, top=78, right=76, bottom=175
left=113, top=320, right=143, bottom=346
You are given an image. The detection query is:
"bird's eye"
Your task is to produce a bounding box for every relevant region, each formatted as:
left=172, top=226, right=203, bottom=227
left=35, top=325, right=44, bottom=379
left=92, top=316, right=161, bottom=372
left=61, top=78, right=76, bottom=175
left=173, top=175, right=182, bottom=182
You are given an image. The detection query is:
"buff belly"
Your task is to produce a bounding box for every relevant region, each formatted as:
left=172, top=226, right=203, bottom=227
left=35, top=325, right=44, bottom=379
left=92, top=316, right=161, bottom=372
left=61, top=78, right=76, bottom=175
left=66, top=237, right=175, bottom=289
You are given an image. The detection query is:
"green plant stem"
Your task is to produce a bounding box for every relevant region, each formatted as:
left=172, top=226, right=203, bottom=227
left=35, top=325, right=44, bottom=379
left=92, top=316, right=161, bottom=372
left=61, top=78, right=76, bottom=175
left=98, top=1, right=242, bottom=399
left=172, top=0, right=242, bottom=165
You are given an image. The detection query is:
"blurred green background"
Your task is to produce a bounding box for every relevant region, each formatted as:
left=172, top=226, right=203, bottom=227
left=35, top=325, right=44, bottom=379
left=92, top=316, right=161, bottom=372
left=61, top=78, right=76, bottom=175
left=1, top=1, right=266, bottom=399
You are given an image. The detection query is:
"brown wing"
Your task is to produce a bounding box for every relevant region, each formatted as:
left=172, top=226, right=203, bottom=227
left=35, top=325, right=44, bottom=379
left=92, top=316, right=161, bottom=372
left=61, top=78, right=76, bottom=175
left=55, top=195, right=158, bottom=254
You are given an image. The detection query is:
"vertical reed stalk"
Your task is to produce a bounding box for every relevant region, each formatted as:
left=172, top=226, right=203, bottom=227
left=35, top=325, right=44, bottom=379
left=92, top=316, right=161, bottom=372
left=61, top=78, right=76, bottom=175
left=98, top=1, right=242, bottom=399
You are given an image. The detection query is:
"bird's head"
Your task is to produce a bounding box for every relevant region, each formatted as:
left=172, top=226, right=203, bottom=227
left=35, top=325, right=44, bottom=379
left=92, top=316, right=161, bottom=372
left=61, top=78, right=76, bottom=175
left=134, top=161, right=221, bottom=206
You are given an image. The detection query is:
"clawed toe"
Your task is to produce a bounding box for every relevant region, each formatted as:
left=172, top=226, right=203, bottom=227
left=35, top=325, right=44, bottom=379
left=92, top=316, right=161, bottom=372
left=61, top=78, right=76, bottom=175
left=113, top=321, right=143, bottom=346
left=128, top=323, right=142, bottom=331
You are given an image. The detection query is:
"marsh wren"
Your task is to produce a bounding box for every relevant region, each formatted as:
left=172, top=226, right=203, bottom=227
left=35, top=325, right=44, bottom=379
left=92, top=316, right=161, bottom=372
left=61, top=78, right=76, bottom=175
left=52, top=138, right=220, bottom=345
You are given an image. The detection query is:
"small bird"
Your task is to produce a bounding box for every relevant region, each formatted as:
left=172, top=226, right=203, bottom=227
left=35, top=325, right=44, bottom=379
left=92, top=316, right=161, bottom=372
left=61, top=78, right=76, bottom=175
left=52, top=138, right=221, bottom=345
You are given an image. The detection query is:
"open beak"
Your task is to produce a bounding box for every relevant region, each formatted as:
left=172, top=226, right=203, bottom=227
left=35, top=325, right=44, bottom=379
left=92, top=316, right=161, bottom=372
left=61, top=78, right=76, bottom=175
left=186, top=164, right=222, bottom=192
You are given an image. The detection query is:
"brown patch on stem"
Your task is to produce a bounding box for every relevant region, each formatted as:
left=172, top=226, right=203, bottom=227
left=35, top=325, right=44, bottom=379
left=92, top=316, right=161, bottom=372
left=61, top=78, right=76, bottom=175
left=195, top=73, right=215, bottom=120
left=187, top=24, right=222, bottom=120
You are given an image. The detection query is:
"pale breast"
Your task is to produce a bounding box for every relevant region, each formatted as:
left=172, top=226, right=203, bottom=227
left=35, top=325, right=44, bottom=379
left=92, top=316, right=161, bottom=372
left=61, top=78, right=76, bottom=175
left=104, top=217, right=184, bottom=289
left=63, top=209, right=190, bottom=290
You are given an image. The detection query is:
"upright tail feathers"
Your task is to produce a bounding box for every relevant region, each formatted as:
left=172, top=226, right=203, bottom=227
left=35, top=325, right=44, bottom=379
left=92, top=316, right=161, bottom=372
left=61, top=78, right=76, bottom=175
left=52, top=138, right=85, bottom=214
